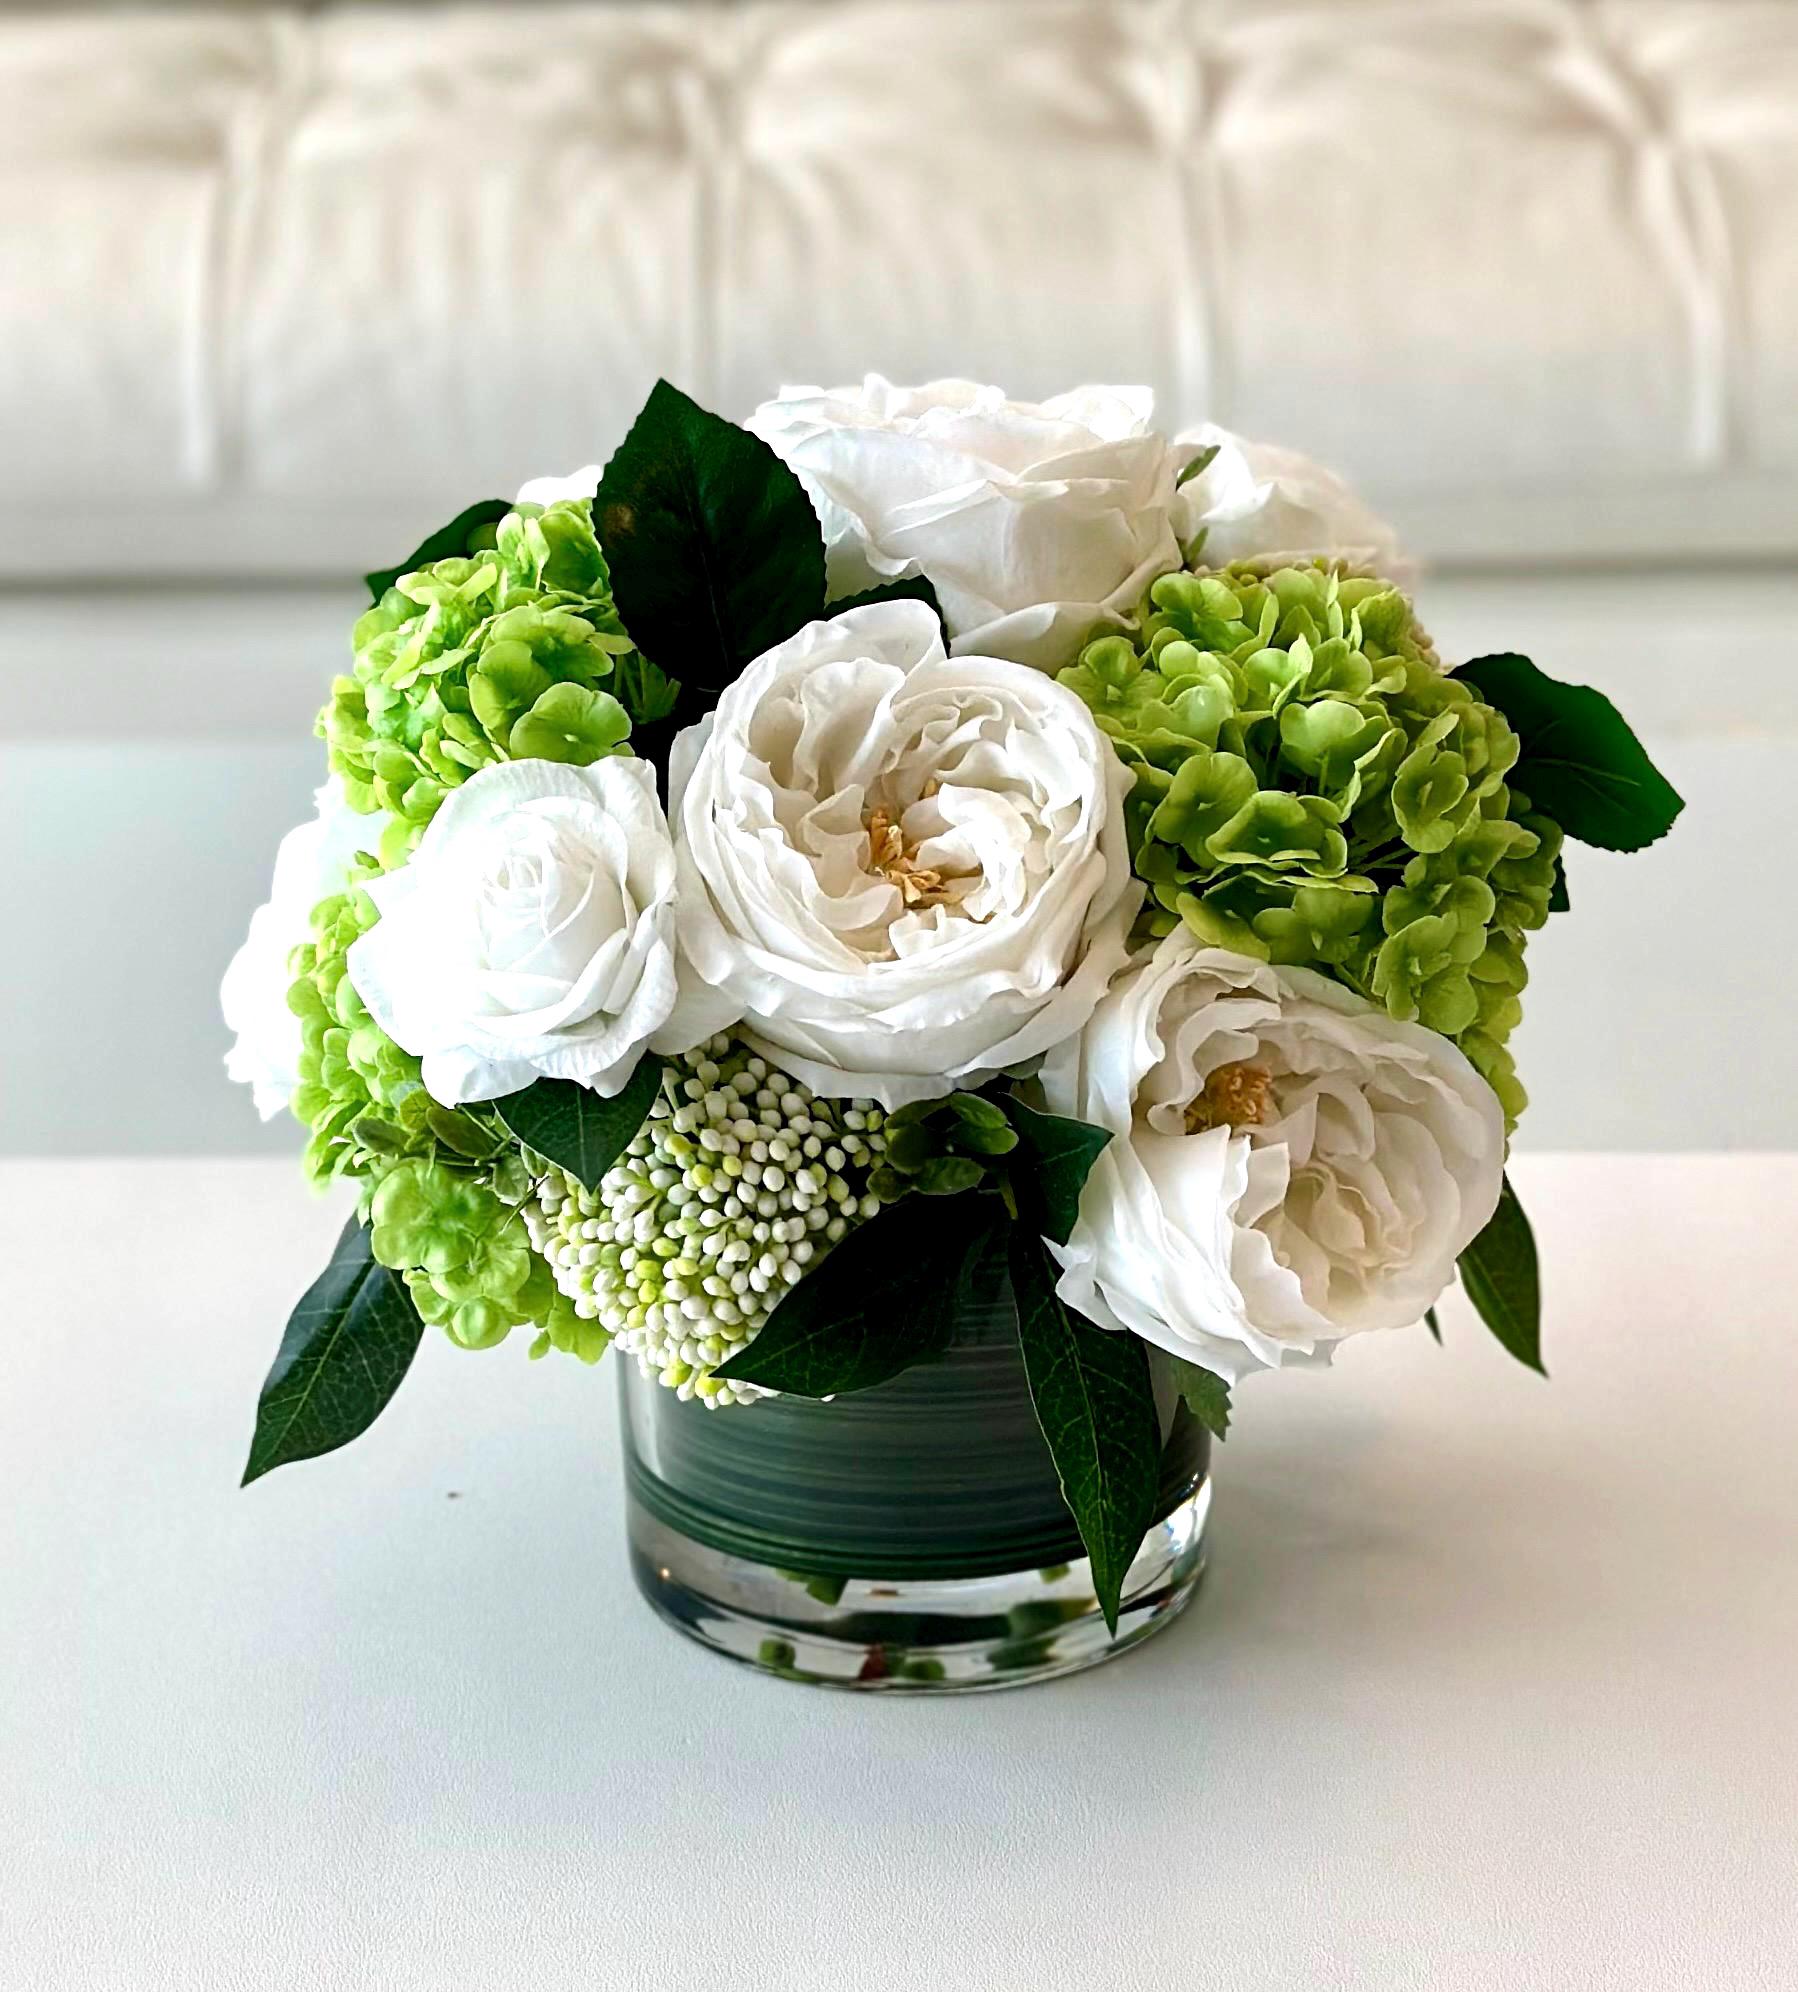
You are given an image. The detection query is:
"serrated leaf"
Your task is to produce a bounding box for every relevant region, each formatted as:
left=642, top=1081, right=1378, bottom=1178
left=364, top=498, right=511, bottom=603
left=1458, top=1174, right=1545, bottom=1375
left=242, top=1217, right=425, bottom=1485
left=1009, top=1229, right=1161, bottom=1634
left=1163, top=1354, right=1232, bottom=1438
left=714, top=1197, right=1005, bottom=1397
left=1456, top=652, right=1683, bottom=853
left=593, top=379, right=826, bottom=692
left=490, top=1056, right=664, bottom=1192
left=1002, top=1095, right=1114, bottom=1246
left=825, top=573, right=947, bottom=640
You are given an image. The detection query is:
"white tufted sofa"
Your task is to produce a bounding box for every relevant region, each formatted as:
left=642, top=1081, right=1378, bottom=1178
left=4, top=0, right=1795, bottom=1157
left=5, top=0, right=1798, bottom=580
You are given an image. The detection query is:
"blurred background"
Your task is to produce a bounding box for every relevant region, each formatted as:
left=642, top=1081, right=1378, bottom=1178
left=3, top=0, right=1794, bottom=1156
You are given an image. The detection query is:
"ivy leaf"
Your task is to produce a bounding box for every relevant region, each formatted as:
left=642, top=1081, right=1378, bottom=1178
left=1009, top=1229, right=1161, bottom=1634
left=714, top=1196, right=1006, bottom=1397
left=1001, top=1095, right=1113, bottom=1245
left=1458, top=1174, right=1545, bottom=1375
left=1456, top=652, right=1683, bottom=853
left=491, top=1056, right=664, bottom=1193
left=363, top=498, right=511, bottom=603
left=593, top=378, right=826, bottom=692
left=1162, top=1354, right=1232, bottom=1438
left=242, top=1218, right=425, bottom=1485
left=825, top=573, right=947, bottom=641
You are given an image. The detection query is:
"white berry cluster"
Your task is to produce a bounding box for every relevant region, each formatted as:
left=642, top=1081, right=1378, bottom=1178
left=521, top=1035, right=887, bottom=1407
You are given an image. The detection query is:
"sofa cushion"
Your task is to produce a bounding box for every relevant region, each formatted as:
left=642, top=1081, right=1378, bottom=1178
left=3, top=1, right=1795, bottom=578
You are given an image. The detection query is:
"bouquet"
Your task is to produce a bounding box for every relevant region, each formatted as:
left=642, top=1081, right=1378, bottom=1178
left=224, top=378, right=1681, bottom=1635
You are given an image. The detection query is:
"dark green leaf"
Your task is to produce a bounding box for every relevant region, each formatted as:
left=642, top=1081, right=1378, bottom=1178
left=1424, top=1305, right=1442, bottom=1345
left=242, top=1217, right=425, bottom=1485
left=1009, top=1229, right=1161, bottom=1634
left=1163, top=1354, right=1232, bottom=1438
left=491, top=1056, right=664, bottom=1193
left=1175, top=443, right=1222, bottom=488
left=628, top=682, right=714, bottom=797
left=714, top=1197, right=1005, bottom=1397
left=825, top=573, right=947, bottom=640
left=1456, top=652, right=1684, bottom=853
left=593, top=378, right=826, bottom=691
left=1002, top=1095, right=1114, bottom=1246
left=364, top=498, right=511, bottom=603
left=1458, top=1174, right=1545, bottom=1375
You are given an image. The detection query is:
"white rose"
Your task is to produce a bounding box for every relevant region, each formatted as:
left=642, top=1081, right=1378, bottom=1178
left=514, top=465, right=600, bottom=506
left=346, top=756, right=678, bottom=1106
left=221, top=779, right=384, bottom=1119
left=1172, top=423, right=1408, bottom=579
left=654, top=599, right=1140, bottom=1105
left=746, top=377, right=1181, bottom=671
left=1042, top=935, right=1503, bottom=1382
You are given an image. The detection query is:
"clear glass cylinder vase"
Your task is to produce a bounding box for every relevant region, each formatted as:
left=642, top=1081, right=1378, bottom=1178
left=618, top=1303, right=1210, bottom=1693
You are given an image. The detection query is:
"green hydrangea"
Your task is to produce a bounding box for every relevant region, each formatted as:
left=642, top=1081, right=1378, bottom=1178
left=360, top=1152, right=602, bottom=1359
left=320, top=498, right=674, bottom=865
left=285, top=866, right=505, bottom=1185
left=1060, top=560, right=1561, bottom=1123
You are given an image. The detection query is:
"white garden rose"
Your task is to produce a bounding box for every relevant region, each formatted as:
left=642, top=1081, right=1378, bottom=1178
left=514, top=465, right=600, bottom=506
left=221, top=779, right=384, bottom=1119
left=746, top=377, right=1181, bottom=671
left=654, top=599, right=1140, bottom=1105
left=1172, top=423, right=1408, bottom=578
left=1041, top=935, right=1504, bottom=1382
left=346, top=756, right=678, bottom=1106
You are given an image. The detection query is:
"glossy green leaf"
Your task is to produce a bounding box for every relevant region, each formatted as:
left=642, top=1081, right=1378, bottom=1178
left=1163, top=1354, right=1232, bottom=1438
left=1002, top=1095, right=1114, bottom=1246
left=491, top=1056, right=664, bottom=1193
left=1456, top=652, right=1683, bottom=853
left=363, top=498, right=511, bottom=603
left=242, top=1217, right=425, bottom=1485
left=1009, top=1229, right=1161, bottom=1634
left=1458, top=1174, right=1545, bottom=1375
left=1424, top=1305, right=1443, bottom=1345
left=714, top=1196, right=1006, bottom=1398
left=593, top=379, right=826, bottom=691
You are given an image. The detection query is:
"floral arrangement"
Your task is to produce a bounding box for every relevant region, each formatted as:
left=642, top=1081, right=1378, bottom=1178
left=226, top=378, right=1681, bottom=1629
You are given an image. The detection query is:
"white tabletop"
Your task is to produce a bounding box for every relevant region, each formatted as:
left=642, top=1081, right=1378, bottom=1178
left=5, top=1155, right=1795, bottom=1992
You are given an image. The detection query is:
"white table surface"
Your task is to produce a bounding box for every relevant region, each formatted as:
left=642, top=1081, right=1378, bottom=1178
left=5, top=1155, right=1795, bottom=1992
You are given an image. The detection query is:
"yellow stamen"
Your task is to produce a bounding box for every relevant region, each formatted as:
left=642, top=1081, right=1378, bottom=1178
left=1184, top=1061, right=1274, bottom=1134
left=864, top=802, right=954, bottom=908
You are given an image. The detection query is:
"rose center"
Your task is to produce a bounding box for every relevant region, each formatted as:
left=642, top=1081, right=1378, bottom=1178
left=1184, top=1060, right=1275, bottom=1134
left=862, top=785, right=960, bottom=910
